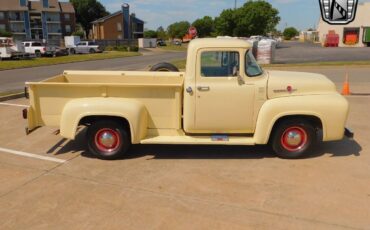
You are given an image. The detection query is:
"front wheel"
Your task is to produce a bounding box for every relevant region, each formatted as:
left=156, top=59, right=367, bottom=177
left=89, top=48, right=95, bottom=54
left=271, top=119, right=316, bottom=159
left=87, top=120, right=130, bottom=160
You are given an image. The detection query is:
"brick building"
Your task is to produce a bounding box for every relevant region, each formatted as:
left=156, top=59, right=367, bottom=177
left=0, top=0, right=75, bottom=42
left=91, top=3, right=144, bottom=40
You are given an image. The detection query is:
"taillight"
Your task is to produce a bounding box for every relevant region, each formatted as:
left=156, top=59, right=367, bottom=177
left=22, top=108, right=28, bottom=119
left=43, top=47, right=46, bottom=51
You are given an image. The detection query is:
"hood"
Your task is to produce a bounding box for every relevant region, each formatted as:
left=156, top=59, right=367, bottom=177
left=267, top=70, right=337, bottom=99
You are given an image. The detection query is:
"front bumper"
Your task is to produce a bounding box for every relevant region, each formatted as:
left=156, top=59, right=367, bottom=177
left=344, top=128, right=354, bottom=139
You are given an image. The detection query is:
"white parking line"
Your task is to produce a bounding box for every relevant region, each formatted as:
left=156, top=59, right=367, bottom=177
left=0, top=103, right=28, bottom=108
left=0, top=147, right=66, bottom=163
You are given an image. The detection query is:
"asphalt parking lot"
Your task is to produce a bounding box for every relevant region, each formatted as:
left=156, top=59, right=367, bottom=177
left=275, top=41, right=370, bottom=63
left=0, top=94, right=369, bottom=229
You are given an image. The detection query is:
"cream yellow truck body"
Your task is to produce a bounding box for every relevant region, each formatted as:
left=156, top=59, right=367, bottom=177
left=25, top=38, right=351, bottom=159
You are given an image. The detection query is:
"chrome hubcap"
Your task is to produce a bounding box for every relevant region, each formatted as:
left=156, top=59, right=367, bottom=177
left=94, top=128, right=121, bottom=153
left=99, top=132, right=116, bottom=148
left=281, top=126, right=307, bottom=152
left=285, top=131, right=302, bottom=146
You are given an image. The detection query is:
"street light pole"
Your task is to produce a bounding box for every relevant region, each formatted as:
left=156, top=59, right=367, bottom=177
left=234, top=0, right=237, bottom=9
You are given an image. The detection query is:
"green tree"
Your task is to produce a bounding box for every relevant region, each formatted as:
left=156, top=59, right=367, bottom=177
left=70, top=0, right=109, bottom=37
left=156, top=26, right=167, bottom=40
left=214, top=9, right=236, bottom=36
left=167, top=21, right=190, bottom=39
left=283, top=27, right=299, bottom=40
left=192, top=16, right=214, bottom=38
left=215, top=0, right=280, bottom=37
left=144, top=30, right=157, bottom=38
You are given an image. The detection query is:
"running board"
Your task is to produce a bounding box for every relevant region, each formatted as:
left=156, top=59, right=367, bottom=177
left=140, top=135, right=256, bottom=145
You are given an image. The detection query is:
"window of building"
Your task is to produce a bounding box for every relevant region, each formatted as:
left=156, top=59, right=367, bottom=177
left=200, top=51, right=239, bottom=77
left=0, top=12, right=4, bottom=20
left=117, top=22, right=122, bottom=32
left=64, top=13, right=70, bottom=21
left=65, top=25, right=71, bottom=33
left=0, top=24, right=5, bottom=31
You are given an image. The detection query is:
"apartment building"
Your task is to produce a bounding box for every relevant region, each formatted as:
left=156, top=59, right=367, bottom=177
left=0, top=0, right=75, bottom=42
left=92, top=3, right=144, bottom=40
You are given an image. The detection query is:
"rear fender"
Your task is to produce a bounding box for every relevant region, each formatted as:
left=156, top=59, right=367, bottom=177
left=60, top=97, right=148, bottom=143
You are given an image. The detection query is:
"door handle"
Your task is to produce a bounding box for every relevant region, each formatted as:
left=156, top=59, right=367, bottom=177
left=197, top=86, right=210, bottom=91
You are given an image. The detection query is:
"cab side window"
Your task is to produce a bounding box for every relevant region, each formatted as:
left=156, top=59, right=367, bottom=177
left=201, top=51, right=239, bottom=77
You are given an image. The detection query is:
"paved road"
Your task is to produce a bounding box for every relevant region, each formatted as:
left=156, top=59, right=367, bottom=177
left=266, top=66, right=370, bottom=94
left=276, top=41, right=370, bottom=63
left=0, top=51, right=186, bottom=92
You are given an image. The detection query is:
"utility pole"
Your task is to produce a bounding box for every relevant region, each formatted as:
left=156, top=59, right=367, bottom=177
left=234, top=0, right=237, bottom=9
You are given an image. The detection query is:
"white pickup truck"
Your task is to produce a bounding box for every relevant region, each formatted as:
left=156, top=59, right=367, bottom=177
left=24, top=38, right=352, bottom=160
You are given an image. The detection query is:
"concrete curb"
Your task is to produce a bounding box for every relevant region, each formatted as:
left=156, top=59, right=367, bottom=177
left=0, top=92, right=24, bottom=102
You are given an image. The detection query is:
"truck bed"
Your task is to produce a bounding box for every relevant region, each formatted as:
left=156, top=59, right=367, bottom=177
left=27, top=70, right=184, bottom=130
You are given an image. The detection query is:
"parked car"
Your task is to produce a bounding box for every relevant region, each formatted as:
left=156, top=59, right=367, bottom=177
left=157, top=39, right=167, bottom=46
left=22, top=41, right=47, bottom=57
left=69, top=41, right=102, bottom=54
left=173, top=40, right=182, bottom=46
left=43, top=46, right=69, bottom=57
left=24, top=38, right=352, bottom=160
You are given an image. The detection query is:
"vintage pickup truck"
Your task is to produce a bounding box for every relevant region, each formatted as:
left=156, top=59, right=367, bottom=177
left=24, top=38, right=352, bottom=159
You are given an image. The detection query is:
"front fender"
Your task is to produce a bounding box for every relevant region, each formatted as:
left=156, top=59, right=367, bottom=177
left=60, top=97, right=148, bottom=143
left=254, top=94, right=349, bottom=144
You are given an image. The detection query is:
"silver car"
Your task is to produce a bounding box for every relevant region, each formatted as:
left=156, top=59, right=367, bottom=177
left=69, top=41, right=102, bottom=54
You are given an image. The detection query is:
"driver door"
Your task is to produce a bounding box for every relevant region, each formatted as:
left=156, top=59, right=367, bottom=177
left=194, top=49, right=255, bottom=133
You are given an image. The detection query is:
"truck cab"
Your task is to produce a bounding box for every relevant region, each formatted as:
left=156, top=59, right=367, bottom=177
left=24, top=38, right=351, bottom=160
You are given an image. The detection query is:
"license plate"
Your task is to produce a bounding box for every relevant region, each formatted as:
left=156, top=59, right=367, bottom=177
left=211, top=135, right=229, bottom=141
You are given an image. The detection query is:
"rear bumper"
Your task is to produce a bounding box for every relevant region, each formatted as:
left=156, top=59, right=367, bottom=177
left=344, top=128, right=354, bottom=139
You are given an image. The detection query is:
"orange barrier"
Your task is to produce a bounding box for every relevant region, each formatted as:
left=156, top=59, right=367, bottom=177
left=341, top=73, right=351, bottom=96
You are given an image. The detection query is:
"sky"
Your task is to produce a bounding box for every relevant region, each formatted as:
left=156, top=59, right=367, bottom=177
left=93, top=0, right=370, bottom=31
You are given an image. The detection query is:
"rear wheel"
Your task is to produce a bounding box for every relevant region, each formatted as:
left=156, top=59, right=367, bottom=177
left=35, top=50, right=41, bottom=57
left=89, top=48, right=95, bottom=54
left=87, top=120, right=130, bottom=160
left=70, top=48, right=76, bottom=55
left=271, top=119, right=315, bottom=159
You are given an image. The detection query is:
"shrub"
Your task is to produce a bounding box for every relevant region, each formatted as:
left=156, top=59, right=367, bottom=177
left=115, top=45, right=128, bottom=52
left=104, top=45, right=114, bottom=51
left=130, top=46, right=139, bottom=52
left=0, top=30, right=12, bottom=37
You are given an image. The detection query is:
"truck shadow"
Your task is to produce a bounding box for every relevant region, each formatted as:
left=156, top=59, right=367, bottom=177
left=49, top=129, right=362, bottom=160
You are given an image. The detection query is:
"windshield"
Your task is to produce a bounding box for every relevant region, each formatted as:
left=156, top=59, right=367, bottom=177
left=245, top=50, right=263, bottom=77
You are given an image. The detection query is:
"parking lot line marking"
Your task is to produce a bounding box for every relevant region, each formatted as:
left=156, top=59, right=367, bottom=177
left=0, top=103, right=28, bottom=108
left=0, top=147, right=66, bottom=163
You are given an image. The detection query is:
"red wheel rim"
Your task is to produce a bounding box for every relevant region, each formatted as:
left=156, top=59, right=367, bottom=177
left=281, top=126, right=307, bottom=152
left=94, top=128, right=121, bottom=153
